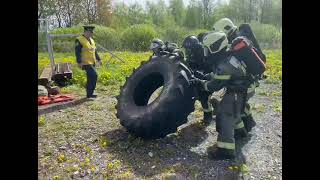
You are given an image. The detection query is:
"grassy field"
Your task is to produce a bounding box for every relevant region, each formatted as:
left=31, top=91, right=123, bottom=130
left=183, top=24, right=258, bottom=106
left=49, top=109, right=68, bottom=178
left=263, top=49, right=282, bottom=83
left=38, top=49, right=282, bottom=179
left=38, top=49, right=282, bottom=89
left=39, top=51, right=151, bottom=87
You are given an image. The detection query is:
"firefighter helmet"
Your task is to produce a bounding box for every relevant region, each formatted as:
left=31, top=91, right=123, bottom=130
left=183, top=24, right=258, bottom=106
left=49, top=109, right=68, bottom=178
left=202, top=31, right=228, bottom=54
left=213, top=18, right=237, bottom=36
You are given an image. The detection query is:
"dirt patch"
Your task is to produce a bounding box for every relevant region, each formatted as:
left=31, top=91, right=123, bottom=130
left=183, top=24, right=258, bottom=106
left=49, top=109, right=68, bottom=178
left=38, top=80, right=282, bottom=179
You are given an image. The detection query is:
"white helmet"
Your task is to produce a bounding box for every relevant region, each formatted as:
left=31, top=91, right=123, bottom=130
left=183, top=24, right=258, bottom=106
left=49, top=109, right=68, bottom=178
left=213, top=18, right=237, bottom=36
left=202, top=31, right=228, bottom=54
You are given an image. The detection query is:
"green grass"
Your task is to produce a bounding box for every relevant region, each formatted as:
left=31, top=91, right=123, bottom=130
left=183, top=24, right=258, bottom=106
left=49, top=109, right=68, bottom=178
left=38, top=49, right=282, bottom=180
left=272, top=101, right=282, bottom=113
left=257, top=89, right=282, bottom=98
left=38, top=49, right=282, bottom=90
left=57, top=154, right=67, bottom=163
left=44, top=120, right=81, bottom=139
left=38, top=51, right=152, bottom=87
left=98, top=136, right=111, bottom=148
left=60, top=85, right=83, bottom=94
left=264, top=49, right=282, bottom=83
left=38, top=116, right=46, bottom=126
left=89, top=103, right=104, bottom=111
left=251, top=103, right=266, bottom=113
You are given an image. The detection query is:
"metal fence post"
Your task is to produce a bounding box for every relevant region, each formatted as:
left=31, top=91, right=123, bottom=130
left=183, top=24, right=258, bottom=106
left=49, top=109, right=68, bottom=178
left=45, top=19, right=56, bottom=75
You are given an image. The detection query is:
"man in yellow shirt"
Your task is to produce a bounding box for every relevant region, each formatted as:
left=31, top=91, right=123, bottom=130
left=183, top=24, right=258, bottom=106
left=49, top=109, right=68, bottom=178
left=75, top=25, right=102, bottom=98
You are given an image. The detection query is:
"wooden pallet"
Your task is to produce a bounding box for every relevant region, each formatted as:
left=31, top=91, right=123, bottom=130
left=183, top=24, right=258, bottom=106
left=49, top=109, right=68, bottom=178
left=39, top=63, right=73, bottom=86
left=52, top=62, right=73, bottom=81
left=38, top=66, right=52, bottom=86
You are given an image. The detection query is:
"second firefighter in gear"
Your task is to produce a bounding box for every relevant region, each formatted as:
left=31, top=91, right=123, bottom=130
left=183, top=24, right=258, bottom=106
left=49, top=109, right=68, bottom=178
left=213, top=18, right=266, bottom=132
left=150, top=39, right=184, bottom=58
left=190, top=32, right=249, bottom=160
left=150, top=38, right=166, bottom=56
left=182, top=35, right=214, bottom=124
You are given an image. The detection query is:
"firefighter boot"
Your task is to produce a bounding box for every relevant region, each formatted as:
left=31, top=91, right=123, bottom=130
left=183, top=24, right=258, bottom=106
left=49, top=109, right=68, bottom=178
left=203, top=111, right=213, bottom=124
left=242, top=115, right=256, bottom=132
left=234, top=127, right=248, bottom=140
left=207, top=145, right=235, bottom=160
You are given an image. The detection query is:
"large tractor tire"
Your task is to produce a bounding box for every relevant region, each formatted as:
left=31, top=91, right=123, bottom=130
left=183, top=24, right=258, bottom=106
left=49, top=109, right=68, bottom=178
left=116, top=55, right=195, bottom=139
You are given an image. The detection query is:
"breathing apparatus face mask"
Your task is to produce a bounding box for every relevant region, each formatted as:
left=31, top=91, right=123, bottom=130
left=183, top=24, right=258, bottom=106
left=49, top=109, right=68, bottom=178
left=150, top=42, right=160, bottom=50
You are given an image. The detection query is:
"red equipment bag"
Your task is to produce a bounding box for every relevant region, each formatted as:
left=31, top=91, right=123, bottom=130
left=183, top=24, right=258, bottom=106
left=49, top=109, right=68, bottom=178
left=231, top=36, right=266, bottom=76
left=38, top=94, right=74, bottom=106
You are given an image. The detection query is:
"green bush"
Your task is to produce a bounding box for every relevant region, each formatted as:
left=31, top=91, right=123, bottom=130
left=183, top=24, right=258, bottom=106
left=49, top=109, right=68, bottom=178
left=154, top=27, right=166, bottom=40
left=38, top=32, right=47, bottom=52
left=51, top=25, right=83, bottom=42
left=93, top=26, right=122, bottom=51
left=248, top=21, right=281, bottom=44
left=161, top=26, right=188, bottom=46
left=52, top=25, right=83, bottom=34
left=158, top=26, right=209, bottom=46
left=50, top=25, right=83, bottom=52
left=121, top=24, right=157, bottom=51
left=50, top=25, right=121, bottom=52
left=39, top=22, right=281, bottom=51
left=52, top=41, right=74, bottom=52
left=189, top=29, right=209, bottom=36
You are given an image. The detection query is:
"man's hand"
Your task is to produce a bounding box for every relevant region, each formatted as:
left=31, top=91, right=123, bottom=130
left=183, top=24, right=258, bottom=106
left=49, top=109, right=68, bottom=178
left=203, top=73, right=212, bottom=80
left=194, top=71, right=204, bottom=78
left=97, top=60, right=102, bottom=67
left=189, top=78, right=205, bottom=88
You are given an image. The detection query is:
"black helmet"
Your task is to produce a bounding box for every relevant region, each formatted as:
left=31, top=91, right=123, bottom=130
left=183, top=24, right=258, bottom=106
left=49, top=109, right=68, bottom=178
left=166, top=42, right=178, bottom=52
left=150, top=38, right=165, bottom=51
left=182, top=35, right=199, bottom=49
left=197, top=32, right=208, bottom=43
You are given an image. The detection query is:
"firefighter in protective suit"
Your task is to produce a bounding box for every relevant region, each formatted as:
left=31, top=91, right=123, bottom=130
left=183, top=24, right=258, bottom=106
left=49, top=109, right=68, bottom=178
left=150, top=39, right=166, bottom=56
left=212, top=18, right=266, bottom=132
left=182, top=35, right=215, bottom=124
left=150, top=39, right=184, bottom=58
left=190, top=31, right=249, bottom=159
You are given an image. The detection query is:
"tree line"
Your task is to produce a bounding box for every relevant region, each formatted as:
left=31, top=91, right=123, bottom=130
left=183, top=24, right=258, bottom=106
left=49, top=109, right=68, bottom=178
left=38, top=0, right=282, bottom=29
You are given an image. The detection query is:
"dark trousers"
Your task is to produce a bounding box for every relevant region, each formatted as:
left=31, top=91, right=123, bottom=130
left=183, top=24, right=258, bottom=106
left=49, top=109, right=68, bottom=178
left=83, top=65, right=98, bottom=96
left=241, top=85, right=255, bottom=125
left=216, top=91, right=245, bottom=151
left=198, top=90, right=213, bottom=113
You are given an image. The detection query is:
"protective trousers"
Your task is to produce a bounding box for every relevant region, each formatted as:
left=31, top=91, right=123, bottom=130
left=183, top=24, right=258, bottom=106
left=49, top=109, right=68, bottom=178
left=216, top=91, right=246, bottom=152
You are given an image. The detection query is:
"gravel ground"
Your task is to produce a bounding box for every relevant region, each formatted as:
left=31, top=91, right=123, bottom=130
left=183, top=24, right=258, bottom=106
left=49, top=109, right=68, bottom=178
left=38, top=80, right=282, bottom=180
